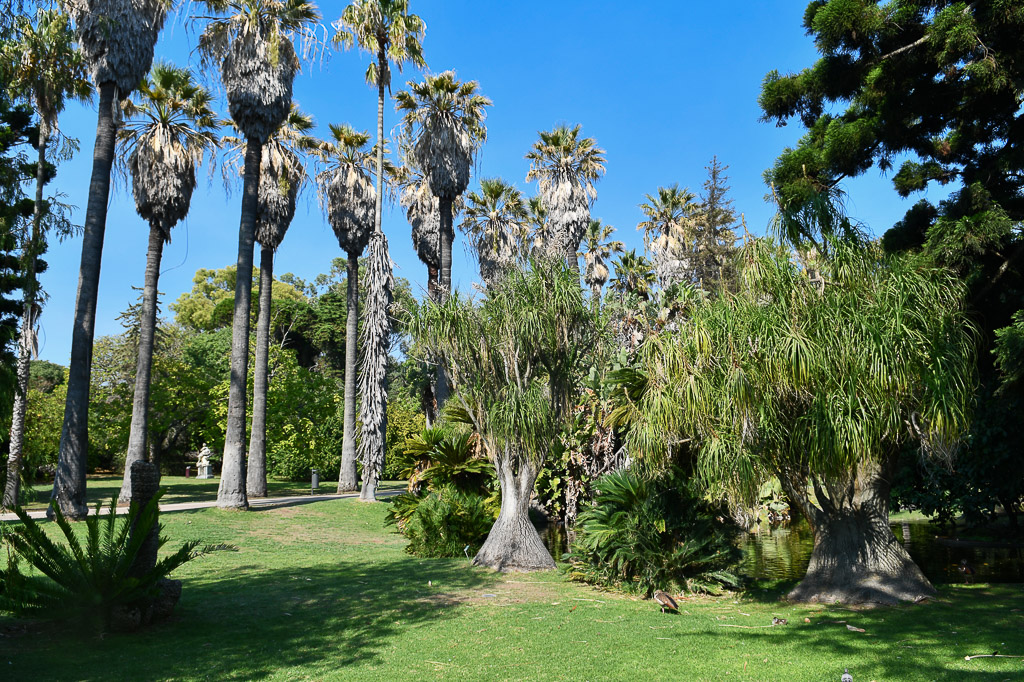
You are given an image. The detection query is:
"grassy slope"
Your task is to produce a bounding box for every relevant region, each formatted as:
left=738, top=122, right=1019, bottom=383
left=1, top=499, right=1022, bottom=681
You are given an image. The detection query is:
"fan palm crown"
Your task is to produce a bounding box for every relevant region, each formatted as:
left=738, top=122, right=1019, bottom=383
left=462, top=178, right=529, bottom=288
left=579, top=218, right=624, bottom=303
left=314, top=123, right=380, bottom=254
left=333, top=0, right=425, bottom=90
left=637, top=184, right=699, bottom=288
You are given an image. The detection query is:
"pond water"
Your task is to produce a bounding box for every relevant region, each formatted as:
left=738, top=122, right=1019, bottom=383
left=736, top=519, right=1024, bottom=584
left=543, top=519, right=1024, bottom=584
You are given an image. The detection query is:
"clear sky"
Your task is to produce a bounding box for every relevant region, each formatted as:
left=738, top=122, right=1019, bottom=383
left=32, top=1, right=942, bottom=365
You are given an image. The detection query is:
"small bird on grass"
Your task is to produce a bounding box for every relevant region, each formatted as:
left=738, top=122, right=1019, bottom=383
left=958, top=558, right=976, bottom=584
left=841, top=668, right=853, bottom=682
left=653, top=590, right=678, bottom=614
left=771, top=617, right=787, bottom=626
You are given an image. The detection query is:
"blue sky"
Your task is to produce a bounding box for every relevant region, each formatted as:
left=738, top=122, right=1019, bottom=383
left=33, top=1, right=941, bottom=365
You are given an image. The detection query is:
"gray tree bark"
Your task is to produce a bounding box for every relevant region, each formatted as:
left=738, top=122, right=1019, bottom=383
left=246, top=244, right=273, bottom=498
left=435, top=196, right=454, bottom=410
left=780, top=458, right=934, bottom=605
left=337, top=253, right=360, bottom=493
left=51, top=81, right=119, bottom=520
left=3, top=125, right=48, bottom=508
left=473, top=455, right=555, bottom=572
left=217, top=138, right=262, bottom=510
left=118, top=222, right=165, bottom=503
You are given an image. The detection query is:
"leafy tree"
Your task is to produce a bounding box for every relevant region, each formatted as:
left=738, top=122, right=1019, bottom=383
left=396, top=71, right=491, bottom=413
left=413, top=260, right=596, bottom=571
left=611, top=237, right=976, bottom=604
left=53, top=0, right=171, bottom=519
left=525, top=124, right=605, bottom=269
left=461, top=178, right=528, bottom=289
left=117, top=63, right=218, bottom=503
left=0, top=7, right=90, bottom=507
left=198, top=0, right=320, bottom=510
left=234, top=106, right=316, bottom=498
left=637, top=184, right=698, bottom=289
left=170, top=265, right=306, bottom=333
left=759, top=0, right=1024, bottom=527
left=579, top=218, right=623, bottom=310
left=313, top=124, right=375, bottom=493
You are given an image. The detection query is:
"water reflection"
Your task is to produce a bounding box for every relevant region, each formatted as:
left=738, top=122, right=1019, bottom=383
left=736, top=519, right=1024, bottom=584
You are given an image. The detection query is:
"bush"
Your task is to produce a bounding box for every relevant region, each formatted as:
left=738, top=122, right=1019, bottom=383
left=0, top=494, right=229, bottom=631
left=391, top=485, right=495, bottom=558
left=568, top=468, right=740, bottom=596
left=383, top=399, right=425, bottom=481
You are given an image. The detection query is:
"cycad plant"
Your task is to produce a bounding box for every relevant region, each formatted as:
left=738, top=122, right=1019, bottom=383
left=52, top=0, right=171, bottom=519
left=313, top=123, right=376, bottom=493
left=198, top=0, right=321, bottom=510
left=0, top=494, right=226, bottom=631
left=0, top=7, right=91, bottom=508
left=638, top=184, right=699, bottom=289
left=461, top=178, right=528, bottom=289
left=228, top=106, right=316, bottom=498
left=579, top=218, right=623, bottom=310
left=116, top=63, right=219, bottom=503
left=525, top=124, right=605, bottom=271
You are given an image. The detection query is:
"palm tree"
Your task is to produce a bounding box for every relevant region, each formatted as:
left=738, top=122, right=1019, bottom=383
left=525, top=124, right=605, bottom=272
left=637, top=184, right=699, bottom=289
left=334, top=0, right=425, bottom=501
left=578, top=218, right=623, bottom=310
left=313, top=124, right=375, bottom=494
left=241, top=106, right=315, bottom=498
left=525, top=194, right=552, bottom=257
left=461, top=178, right=528, bottom=289
left=116, top=63, right=219, bottom=504
left=198, top=0, right=319, bottom=510
left=396, top=71, right=490, bottom=411
left=610, top=249, right=655, bottom=302
left=51, top=0, right=170, bottom=519
left=0, top=8, right=91, bottom=508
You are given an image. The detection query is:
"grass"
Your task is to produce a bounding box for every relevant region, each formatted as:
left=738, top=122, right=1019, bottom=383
left=21, top=475, right=407, bottom=510
left=2, top=497, right=1023, bottom=681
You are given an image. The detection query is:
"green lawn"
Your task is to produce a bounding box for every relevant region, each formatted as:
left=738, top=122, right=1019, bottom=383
left=2, top=497, right=1022, bottom=681
left=21, top=475, right=407, bottom=510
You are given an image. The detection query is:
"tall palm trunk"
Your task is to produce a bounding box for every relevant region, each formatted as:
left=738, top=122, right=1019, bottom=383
left=51, top=81, right=119, bottom=520
left=337, top=253, right=359, bottom=492
left=3, top=127, right=48, bottom=508
left=358, top=47, right=389, bottom=503
left=590, top=282, right=602, bottom=311
left=246, top=244, right=273, bottom=498
left=435, top=196, right=454, bottom=409
left=117, top=221, right=165, bottom=503
left=217, top=138, right=261, bottom=510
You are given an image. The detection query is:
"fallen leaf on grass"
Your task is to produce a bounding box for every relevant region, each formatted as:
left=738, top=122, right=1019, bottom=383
left=846, top=625, right=866, bottom=633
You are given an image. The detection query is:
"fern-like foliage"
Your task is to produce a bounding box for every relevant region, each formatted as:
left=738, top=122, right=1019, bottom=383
left=568, top=469, right=740, bottom=596
left=0, top=493, right=230, bottom=630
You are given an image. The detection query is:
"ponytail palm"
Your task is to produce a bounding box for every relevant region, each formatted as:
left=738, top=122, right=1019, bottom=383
left=611, top=237, right=976, bottom=604
left=52, top=0, right=170, bottom=519
left=117, top=63, right=218, bottom=503
left=461, top=178, right=528, bottom=289
left=0, top=8, right=91, bottom=508
left=313, top=123, right=375, bottom=494
left=525, top=124, right=605, bottom=270
left=234, top=106, right=316, bottom=498
left=198, top=0, right=321, bottom=510
left=579, top=218, right=623, bottom=309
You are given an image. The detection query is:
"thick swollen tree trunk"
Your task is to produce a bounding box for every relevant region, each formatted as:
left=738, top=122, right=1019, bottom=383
left=781, top=459, right=934, bottom=605
left=474, top=456, right=555, bottom=572
left=118, top=222, right=166, bottom=503
left=51, top=81, right=119, bottom=520
left=246, top=244, right=273, bottom=498
left=3, top=128, right=48, bottom=508
left=217, top=138, right=262, bottom=510
left=337, top=253, right=360, bottom=493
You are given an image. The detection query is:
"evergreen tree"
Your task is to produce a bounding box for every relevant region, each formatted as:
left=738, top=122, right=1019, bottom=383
left=694, top=157, right=739, bottom=291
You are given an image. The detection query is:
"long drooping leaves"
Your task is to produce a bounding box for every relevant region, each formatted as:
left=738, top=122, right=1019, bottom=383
left=610, top=236, right=977, bottom=507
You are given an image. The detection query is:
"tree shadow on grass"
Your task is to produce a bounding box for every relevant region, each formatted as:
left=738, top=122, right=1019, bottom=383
left=693, top=584, right=1024, bottom=681
left=2, top=556, right=498, bottom=680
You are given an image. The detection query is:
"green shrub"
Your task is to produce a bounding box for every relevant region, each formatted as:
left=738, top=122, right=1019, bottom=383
left=395, top=485, right=495, bottom=558
left=0, top=494, right=229, bottom=631
left=568, top=469, right=740, bottom=596
left=393, top=424, right=492, bottom=493
left=384, top=399, right=426, bottom=481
